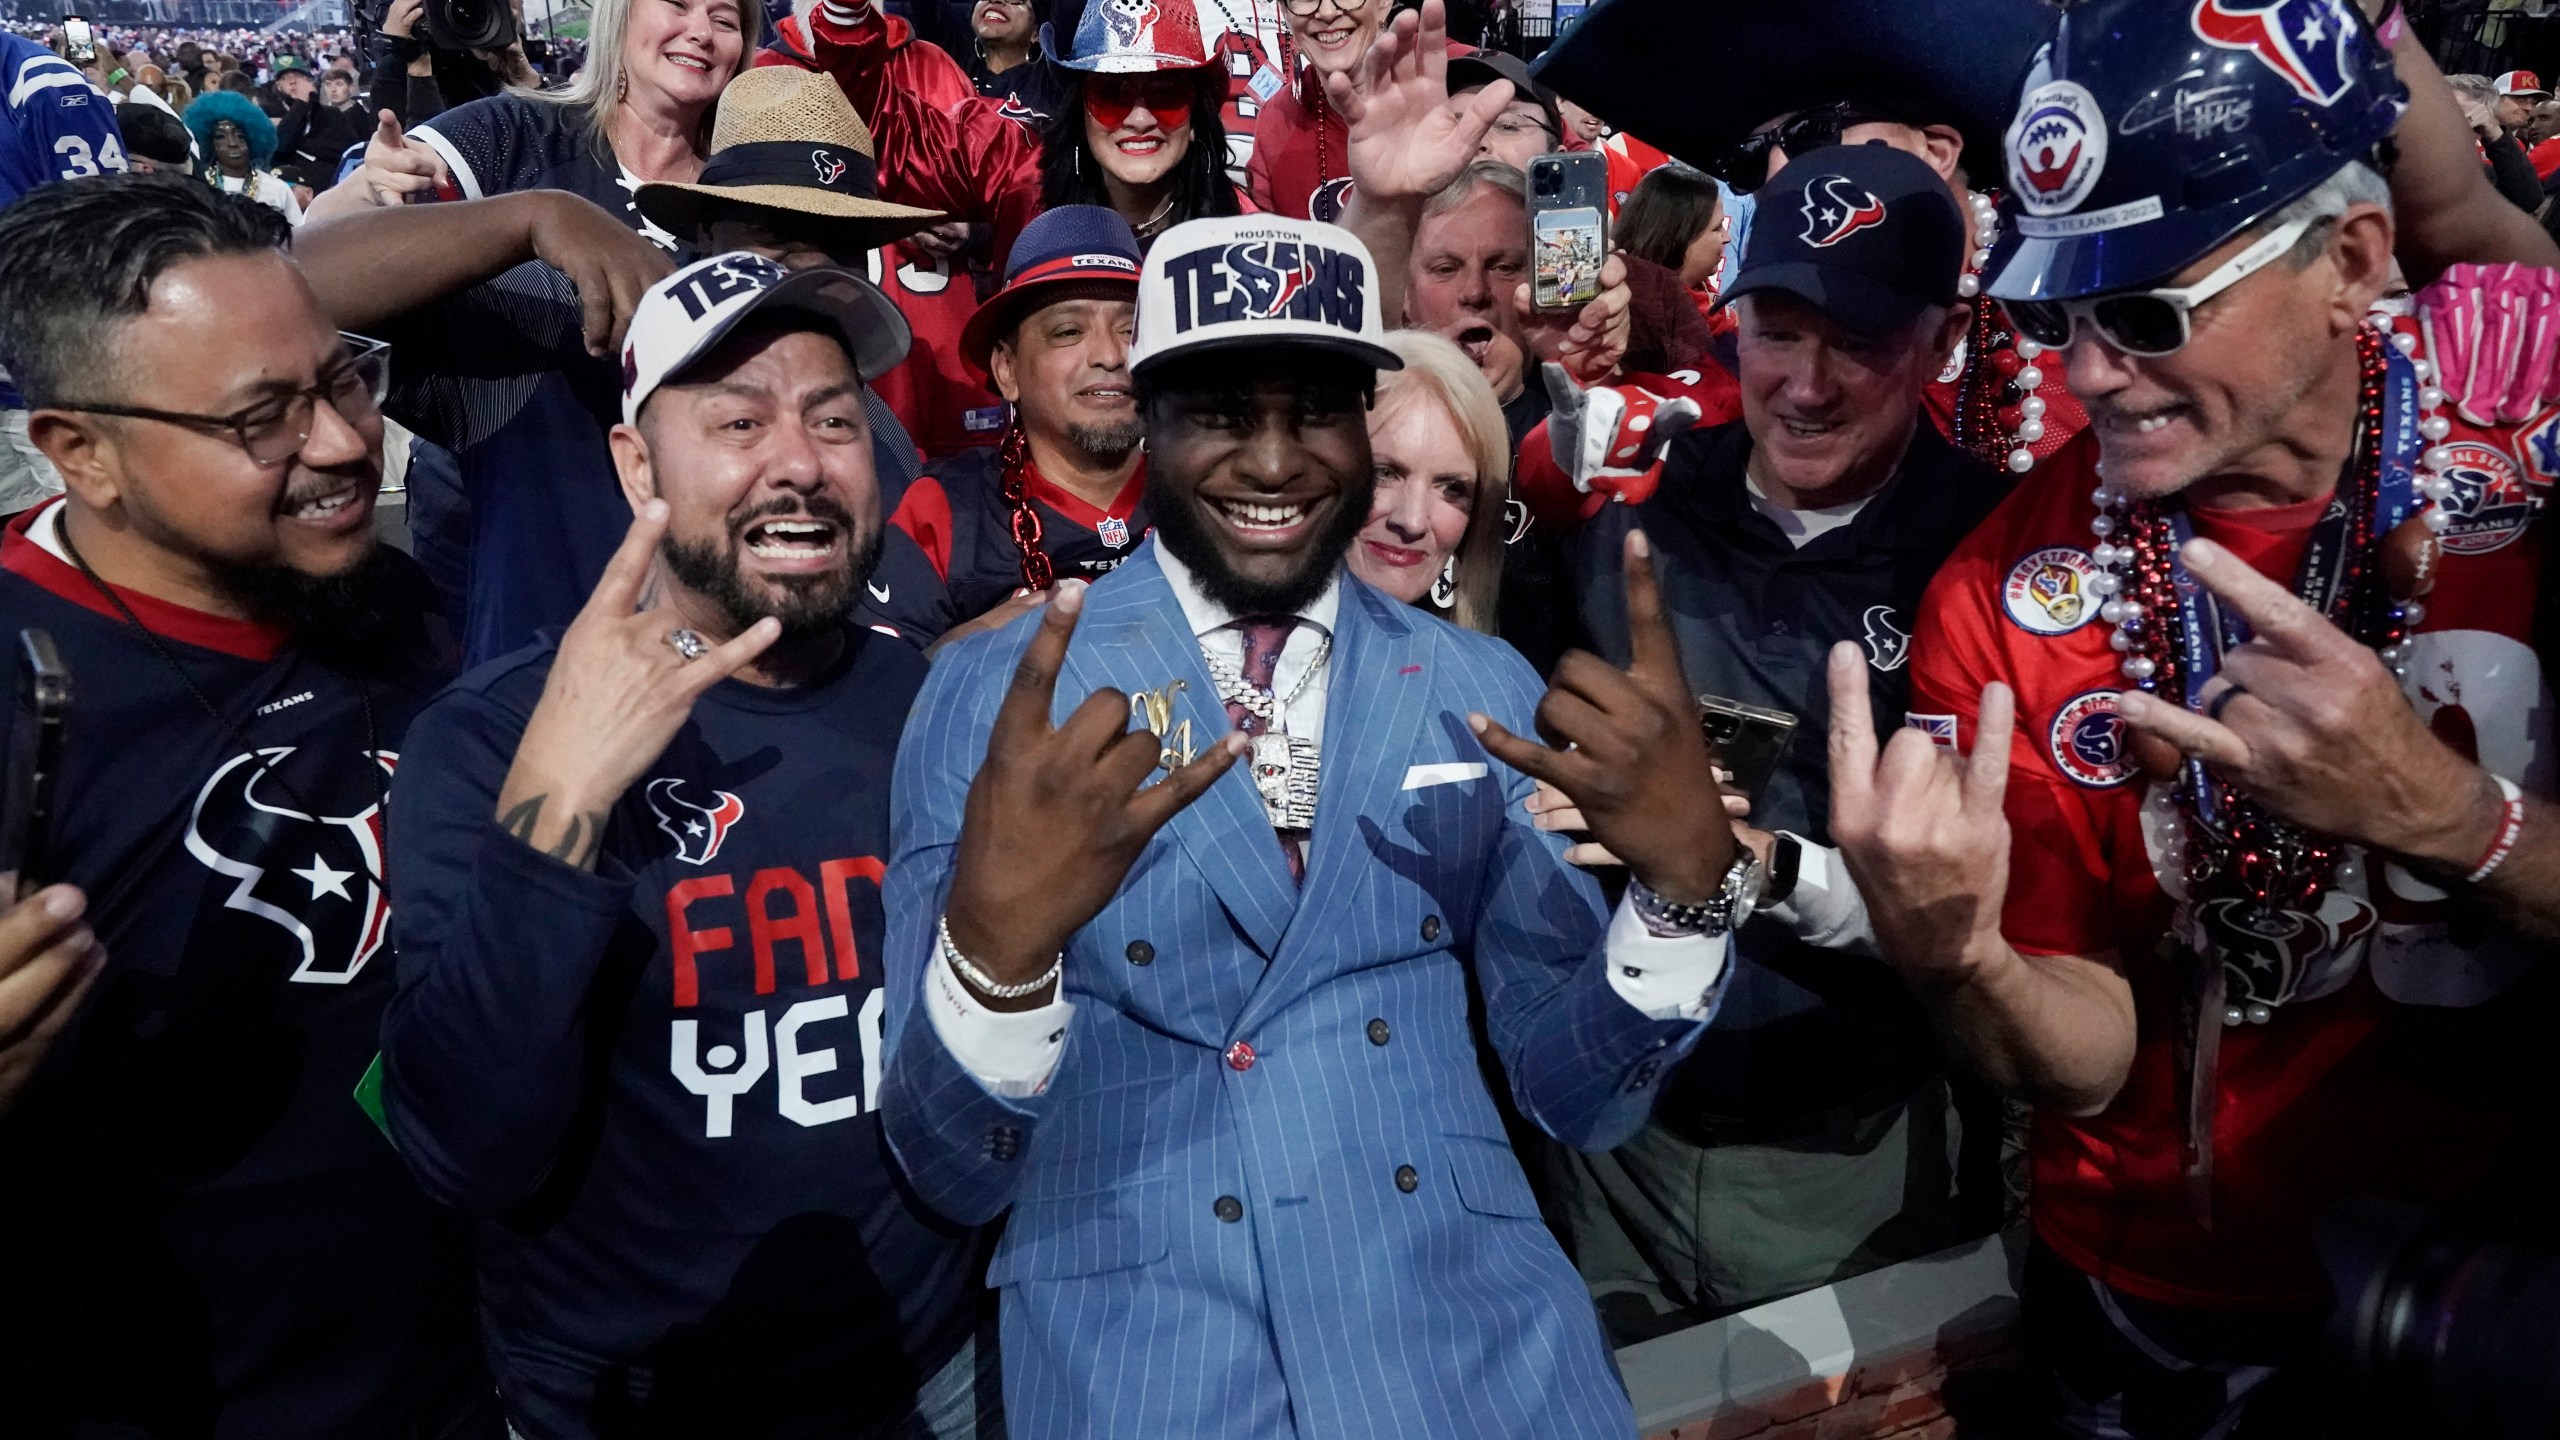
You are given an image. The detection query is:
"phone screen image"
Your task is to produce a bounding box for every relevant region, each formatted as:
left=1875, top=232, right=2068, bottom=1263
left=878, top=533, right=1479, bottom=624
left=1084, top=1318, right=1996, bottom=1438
left=1533, top=207, right=1605, bottom=311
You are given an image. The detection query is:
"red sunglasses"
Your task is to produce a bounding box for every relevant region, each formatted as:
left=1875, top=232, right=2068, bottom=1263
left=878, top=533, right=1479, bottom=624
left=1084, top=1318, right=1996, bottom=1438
left=1084, top=73, right=1196, bottom=131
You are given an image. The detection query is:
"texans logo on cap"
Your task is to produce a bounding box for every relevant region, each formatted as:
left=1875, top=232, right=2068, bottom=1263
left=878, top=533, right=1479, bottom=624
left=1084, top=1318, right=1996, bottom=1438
left=1131, top=216, right=1399, bottom=377
left=812, top=149, right=846, bottom=186
left=1800, top=175, right=1887, bottom=248
left=1163, top=238, right=1362, bottom=332
left=2191, top=0, right=2358, bottom=107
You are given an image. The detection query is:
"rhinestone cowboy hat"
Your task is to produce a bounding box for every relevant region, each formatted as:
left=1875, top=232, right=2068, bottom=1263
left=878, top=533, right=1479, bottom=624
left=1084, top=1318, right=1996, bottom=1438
left=1045, top=0, right=1212, bottom=73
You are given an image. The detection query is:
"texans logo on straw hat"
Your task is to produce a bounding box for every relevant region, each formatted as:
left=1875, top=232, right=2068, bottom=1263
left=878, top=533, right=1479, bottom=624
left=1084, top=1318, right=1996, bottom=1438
left=1129, top=216, right=1401, bottom=377
left=636, top=66, right=947, bottom=251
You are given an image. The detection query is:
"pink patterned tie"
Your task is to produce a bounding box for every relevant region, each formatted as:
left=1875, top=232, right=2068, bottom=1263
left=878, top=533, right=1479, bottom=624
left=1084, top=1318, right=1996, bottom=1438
left=1223, top=618, right=1304, bottom=882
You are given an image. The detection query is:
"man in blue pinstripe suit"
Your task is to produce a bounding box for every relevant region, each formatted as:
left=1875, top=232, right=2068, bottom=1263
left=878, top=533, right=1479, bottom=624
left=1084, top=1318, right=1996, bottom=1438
left=879, top=203, right=1764, bottom=1439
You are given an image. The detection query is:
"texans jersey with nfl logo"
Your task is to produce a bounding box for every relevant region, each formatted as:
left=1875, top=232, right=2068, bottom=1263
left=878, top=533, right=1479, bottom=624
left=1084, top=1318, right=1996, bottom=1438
left=381, top=625, right=981, bottom=1438
left=1908, top=311, right=2555, bottom=1311
left=887, top=447, right=1151, bottom=634
left=0, top=502, right=484, bottom=1434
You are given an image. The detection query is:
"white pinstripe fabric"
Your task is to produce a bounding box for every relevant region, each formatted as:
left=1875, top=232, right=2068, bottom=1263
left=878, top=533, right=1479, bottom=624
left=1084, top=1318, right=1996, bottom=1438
left=880, top=543, right=1711, bottom=1440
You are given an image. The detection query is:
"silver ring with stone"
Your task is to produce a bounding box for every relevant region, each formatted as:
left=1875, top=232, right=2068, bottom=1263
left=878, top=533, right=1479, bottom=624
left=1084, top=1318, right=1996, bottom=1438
left=667, top=628, right=710, bottom=662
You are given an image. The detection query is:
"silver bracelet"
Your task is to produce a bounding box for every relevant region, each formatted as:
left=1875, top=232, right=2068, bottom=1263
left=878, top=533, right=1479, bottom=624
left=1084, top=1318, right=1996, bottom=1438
left=938, top=915, right=1062, bottom=1000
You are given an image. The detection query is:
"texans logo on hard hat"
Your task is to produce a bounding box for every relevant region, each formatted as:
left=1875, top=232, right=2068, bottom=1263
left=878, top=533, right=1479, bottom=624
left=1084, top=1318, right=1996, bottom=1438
left=647, top=777, right=746, bottom=866
left=1799, top=175, right=1887, bottom=249
left=183, top=747, right=397, bottom=985
left=812, top=149, right=847, bottom=186
left=2192, top=0, right=2359, bottom=107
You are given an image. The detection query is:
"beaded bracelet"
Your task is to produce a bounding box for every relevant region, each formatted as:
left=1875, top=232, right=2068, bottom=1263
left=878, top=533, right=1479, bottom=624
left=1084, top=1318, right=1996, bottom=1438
left=939, top=915, right=1062, bottom=1001
left=2464, top=775, right=2527, bottom=886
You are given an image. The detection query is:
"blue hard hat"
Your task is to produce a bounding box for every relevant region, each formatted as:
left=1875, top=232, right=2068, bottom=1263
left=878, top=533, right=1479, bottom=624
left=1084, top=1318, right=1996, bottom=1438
left=1984, top=0, right=2406, bottom=305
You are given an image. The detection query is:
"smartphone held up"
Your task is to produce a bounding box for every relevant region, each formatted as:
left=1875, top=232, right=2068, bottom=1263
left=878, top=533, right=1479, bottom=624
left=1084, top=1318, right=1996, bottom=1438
left=1529, top=150, right=1609, bottom=313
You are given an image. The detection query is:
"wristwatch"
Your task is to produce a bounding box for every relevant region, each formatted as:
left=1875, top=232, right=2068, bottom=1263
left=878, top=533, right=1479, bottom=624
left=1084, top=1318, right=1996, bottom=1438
left=1762, top=833, right=1803, bottom=907
left=1629, top=848, right=1764, bottom=938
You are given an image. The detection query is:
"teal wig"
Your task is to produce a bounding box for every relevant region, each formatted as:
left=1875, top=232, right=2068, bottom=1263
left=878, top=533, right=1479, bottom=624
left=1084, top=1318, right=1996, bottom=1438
left=184, top=89, right=278, bottom=171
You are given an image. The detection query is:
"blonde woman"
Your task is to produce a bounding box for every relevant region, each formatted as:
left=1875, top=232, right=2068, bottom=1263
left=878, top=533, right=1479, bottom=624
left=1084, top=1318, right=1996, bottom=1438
left=308, top=0, right=761, bottom=235
left=1348, top=328, right=1511, bottom=633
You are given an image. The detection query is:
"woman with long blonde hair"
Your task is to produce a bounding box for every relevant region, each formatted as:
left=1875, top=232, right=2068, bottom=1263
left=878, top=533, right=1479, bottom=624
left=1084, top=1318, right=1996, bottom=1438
left=308, top=0, right=762, bottom=229
left=1347, top=328, right=1513, bottom=634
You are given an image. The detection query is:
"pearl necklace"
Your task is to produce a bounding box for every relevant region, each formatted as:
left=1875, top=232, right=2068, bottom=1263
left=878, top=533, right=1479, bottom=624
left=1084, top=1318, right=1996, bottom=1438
left=1958, top=189, right=1999, bottom=302
left=2095, top=323, right=2449, bottom=1026
left=1951, top=190, right=2052, bottom=476
left=1203, top=634, right=1331, bottom=728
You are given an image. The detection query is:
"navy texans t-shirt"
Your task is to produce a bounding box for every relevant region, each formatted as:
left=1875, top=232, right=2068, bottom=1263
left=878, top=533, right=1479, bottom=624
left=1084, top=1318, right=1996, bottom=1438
left=0, top=501, right=486, bottom=1437
left=382, top=622, right=984, bottom=1438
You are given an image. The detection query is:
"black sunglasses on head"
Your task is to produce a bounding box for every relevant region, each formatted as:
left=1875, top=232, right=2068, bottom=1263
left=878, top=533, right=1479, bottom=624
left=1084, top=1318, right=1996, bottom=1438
left=1705, top=102, right=1884, bottom=194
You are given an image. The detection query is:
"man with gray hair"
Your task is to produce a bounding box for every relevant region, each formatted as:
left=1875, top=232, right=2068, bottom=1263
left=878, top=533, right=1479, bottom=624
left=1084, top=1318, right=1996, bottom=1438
left=1843, top=3, right=2557, bottom=1434
left=2446, top=71, right=2546, bottom=213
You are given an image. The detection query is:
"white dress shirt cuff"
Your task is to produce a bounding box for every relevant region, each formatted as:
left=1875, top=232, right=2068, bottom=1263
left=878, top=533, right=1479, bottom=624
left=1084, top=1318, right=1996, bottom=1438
left=922, top=933, right=1073, bottom=1099
left=1755, top=836, right=1878, bottom=958
left=1602, top=894, right=1731, bottom=1022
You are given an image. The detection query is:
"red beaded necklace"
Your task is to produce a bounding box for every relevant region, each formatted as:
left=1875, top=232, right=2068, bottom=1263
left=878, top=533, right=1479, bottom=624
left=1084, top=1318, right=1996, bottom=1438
left=2115, top=326, right=2403, bottom=916
left=998, top=419, right=1057, bottom=595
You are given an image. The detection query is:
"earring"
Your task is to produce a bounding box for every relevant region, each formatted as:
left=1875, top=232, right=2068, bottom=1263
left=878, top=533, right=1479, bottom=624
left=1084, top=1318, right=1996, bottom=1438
left=1430, top=557, right=1458, bottom=609
left=616, top=71, right=627, bottom=102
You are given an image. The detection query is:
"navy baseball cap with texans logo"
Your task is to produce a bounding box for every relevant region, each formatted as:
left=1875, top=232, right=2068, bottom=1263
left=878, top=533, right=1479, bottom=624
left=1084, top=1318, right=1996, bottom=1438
left=1129, top=215, right=1403, bottom=379
left=960, top=204, right=1145, bottom=373
left=621, top=252, right=910, bottom=426
left=1720, top=142, right=1965, bottom=336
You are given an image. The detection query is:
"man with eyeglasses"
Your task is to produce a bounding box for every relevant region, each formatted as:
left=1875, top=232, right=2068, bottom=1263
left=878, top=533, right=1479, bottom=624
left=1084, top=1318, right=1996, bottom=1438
left=0, top=175, right=493, bottom=1437
left=1834, top=4, right=2559, bottom=1435
left=1444, top=49, right=1557, bottom=172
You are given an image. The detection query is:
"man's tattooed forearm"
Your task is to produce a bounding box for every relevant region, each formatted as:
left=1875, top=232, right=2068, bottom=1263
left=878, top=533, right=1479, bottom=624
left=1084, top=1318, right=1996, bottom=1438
left=497, top=793, right=608, bottom=869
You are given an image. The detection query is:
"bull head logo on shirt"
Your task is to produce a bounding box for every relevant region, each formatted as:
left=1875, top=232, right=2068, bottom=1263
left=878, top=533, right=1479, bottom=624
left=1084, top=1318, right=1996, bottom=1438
left=183, top=747, right=397, bottom=985
left=646, top=776, right=746, bottom=866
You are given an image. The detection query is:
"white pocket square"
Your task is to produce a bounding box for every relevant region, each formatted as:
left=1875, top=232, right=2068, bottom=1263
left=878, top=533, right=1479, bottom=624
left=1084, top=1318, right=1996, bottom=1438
left=1401, top=762, right=1489, bottom=790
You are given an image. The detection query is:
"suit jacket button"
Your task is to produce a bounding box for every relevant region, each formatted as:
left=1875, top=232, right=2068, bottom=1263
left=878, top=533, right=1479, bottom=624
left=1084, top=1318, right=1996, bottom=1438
left=989, top=1125, right=1022, bottom=1162
left=1213, top=1195, right=1244, bottom=1223
left=1225, top=1040, right=1257, bottom=1072
left=1420, top=915, right=1443, bottom=943
left=1394, top=1164, right=1419, bottom=1193
left=1126, top=939, right=1155, bottom=966
left=1366, top=1018, right=1391, bottom=1046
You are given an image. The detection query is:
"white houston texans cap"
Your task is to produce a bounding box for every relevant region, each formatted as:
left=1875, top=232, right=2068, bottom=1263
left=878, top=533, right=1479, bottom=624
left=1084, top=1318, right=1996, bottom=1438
left=1130, top=215, right=1403, bottom=379
left=620, top=251, right=912, bottom=426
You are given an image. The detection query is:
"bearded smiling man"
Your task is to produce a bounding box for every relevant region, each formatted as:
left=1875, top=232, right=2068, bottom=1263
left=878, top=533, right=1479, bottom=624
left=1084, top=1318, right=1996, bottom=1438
left=381, top=255, right=994, bottom=1439
left=0, top=175, right=488, bottom=1437
left=878, top=213, right=1751, bottom=1440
